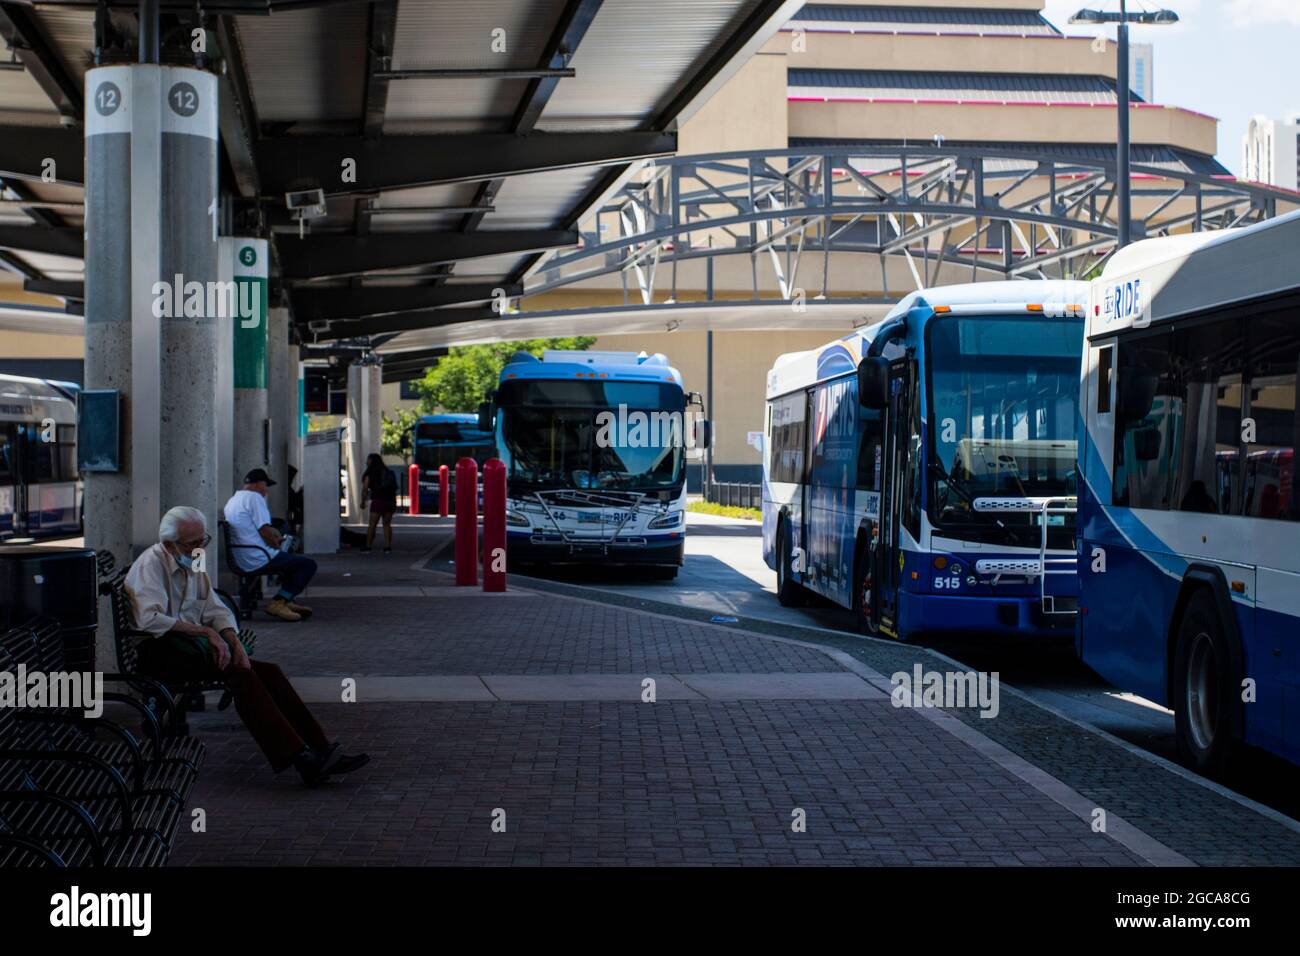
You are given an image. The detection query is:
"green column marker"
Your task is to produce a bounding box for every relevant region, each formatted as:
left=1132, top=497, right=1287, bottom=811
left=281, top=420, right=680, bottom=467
left=232, top=239, right=268, bottom=388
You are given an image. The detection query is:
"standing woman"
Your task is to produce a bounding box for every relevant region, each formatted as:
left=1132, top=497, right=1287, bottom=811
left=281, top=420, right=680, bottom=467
left=361, top=452, right=398, bottom=552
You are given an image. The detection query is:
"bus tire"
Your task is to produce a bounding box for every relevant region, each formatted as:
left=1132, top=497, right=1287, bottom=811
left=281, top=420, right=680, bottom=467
left=775, top=518, right=805, bottom=607
left=650, top=566, right=678, bottom=581
left=852, top=540, right=876, bottom=636
left=1173, top=589, right=1237, bottom=778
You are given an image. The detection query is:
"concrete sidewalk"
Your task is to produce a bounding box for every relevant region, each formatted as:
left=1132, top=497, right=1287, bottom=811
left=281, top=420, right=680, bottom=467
left=168, top=546, right=1221, bottom=866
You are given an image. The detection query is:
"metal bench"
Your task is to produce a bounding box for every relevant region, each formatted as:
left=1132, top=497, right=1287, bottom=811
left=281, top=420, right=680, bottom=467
left=219, top=519, right=281, bottom=619
left=97, top=557, right=258, bottom=719
left=0, top=638, right=192, bottom=868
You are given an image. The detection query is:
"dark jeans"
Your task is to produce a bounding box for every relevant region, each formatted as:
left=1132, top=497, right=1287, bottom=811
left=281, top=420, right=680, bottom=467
left=138, top=634, right=329, bottom=772
left=263, top=552, right=317, bottom=599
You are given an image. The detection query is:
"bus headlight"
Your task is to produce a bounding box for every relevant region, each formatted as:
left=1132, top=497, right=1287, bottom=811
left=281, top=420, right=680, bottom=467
left=648, top=511, right=683, bottom=529
left=505, top=510, right=531, bottom=528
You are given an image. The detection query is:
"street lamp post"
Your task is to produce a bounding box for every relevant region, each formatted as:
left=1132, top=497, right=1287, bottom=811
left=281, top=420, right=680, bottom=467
left=1071, top=2, right=1179, bottom=248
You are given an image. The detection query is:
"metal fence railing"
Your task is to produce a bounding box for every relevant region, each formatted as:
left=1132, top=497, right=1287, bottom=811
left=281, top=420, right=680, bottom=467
left=705, top=481, right=762, bottom=510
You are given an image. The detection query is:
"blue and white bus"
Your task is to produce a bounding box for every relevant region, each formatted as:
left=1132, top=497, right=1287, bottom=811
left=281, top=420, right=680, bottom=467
left=1078, top=210, right=1300, bottom=773
left=412, top=413, right=496, bottom=512
left=763, top=281, right=1087, bottom=640
left=482, top=350, right=706, bottom=578
left=0, top=374, right=80, bottom=542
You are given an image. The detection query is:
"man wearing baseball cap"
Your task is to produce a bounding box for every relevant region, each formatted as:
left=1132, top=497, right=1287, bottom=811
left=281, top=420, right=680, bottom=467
left=223, top=468, right=318, bottom=622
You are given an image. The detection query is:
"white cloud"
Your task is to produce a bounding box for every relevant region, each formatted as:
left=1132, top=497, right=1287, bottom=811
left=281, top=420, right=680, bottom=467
left=1225, top=0, right=1300, bottom=26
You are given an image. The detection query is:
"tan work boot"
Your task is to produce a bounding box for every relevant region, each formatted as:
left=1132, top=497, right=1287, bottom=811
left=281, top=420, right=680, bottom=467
left=265, top=598, right=302, bottom=622
left=287, top=601, right=313, bottom=619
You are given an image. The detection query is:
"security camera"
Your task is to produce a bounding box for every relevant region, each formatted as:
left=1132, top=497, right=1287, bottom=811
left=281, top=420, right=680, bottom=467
left=285, top=188, right=327, bottom=220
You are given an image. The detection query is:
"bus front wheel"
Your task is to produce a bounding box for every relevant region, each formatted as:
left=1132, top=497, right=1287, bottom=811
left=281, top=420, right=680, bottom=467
left=1173, top=589, right=1237, bottom=777
left=853, top=541, right=877, bottom=636
left=775, top=519, right=805, bottom=607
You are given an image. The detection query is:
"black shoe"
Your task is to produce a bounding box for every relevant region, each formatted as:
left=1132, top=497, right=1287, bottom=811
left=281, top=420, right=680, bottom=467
left=293, top=743, right=343, bottom=786
left=332, top=752, right=370, bottom=776
left=383, top=548, right=392, bottom=554
left=359, top=546, right=372, bottom=553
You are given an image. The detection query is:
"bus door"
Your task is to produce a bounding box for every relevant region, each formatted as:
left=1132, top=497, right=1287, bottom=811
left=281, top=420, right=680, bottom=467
left=874, top=358, right=914, bottom=636
left=799, top=388, right=815, bottom=576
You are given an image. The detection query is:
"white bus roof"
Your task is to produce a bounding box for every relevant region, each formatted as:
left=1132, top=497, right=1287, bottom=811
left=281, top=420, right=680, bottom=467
left=1088, top=207, right=1300, bottom=337
left=767, top=279, right=1088, bottom=400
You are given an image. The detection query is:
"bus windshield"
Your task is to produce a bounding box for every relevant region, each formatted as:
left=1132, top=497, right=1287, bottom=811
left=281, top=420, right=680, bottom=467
left=413, top=420, right=495, bottom=471
left=927, top=314, right=1084, bottom=526
left=497, top=379, right=686, bottom=492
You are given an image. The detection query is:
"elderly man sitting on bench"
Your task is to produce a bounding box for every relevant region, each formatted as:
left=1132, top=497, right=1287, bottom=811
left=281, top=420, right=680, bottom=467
left=125, top=505, right=368, bottom=786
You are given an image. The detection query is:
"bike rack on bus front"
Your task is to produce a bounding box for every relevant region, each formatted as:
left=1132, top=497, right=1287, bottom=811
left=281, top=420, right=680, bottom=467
left=970, top=496, right=1079, bottom=615
left=530, top=489, right=655, bottom=553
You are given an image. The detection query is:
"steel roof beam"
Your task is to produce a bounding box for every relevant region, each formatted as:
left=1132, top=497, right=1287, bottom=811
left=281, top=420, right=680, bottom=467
left=256, top=130, right=675, bottom=198
left=0, top=4, right=82, bottom=121
left=360, top=0, right=398, bottom=140
left=22, top=278, right=82, bottom=299
left=307, top=308, right=497, bottom=339
left=212, top=15, right=261, bottom=198
left=277, top=230, right=577, bottom=280
left=290, top=281, right=520, bottom=320
left=0, top=224, right=82, bottom=258
left=0, top=125, right=83, bottom=184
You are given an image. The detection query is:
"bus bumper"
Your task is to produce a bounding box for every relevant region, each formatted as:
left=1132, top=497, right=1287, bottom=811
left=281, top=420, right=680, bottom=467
left=898, top=590, right=1076, bottom=639
left=506, top=531, right=684, bottom=567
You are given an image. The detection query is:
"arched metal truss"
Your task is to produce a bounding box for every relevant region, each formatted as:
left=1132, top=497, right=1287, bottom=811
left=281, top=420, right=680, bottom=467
left=522, top=145, right=1297, bottom=303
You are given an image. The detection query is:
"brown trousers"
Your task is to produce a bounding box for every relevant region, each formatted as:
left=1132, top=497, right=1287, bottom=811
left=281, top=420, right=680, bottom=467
left=137, top=635, right=329, bottom=772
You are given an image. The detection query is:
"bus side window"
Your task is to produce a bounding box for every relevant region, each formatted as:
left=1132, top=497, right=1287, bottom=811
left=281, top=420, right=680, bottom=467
left=1244, top=311, right=1299, bottom=521
left=1097, top=346, right=1113, bottom=414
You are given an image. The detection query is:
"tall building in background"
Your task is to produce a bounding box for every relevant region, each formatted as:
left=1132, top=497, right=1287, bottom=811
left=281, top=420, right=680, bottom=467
left=1129, top=42, right=1153, bottom=102
left=1242, top=114, right=1300, bottom=191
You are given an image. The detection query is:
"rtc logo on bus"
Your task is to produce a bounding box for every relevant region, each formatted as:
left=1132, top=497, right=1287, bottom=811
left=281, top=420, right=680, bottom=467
left=1102, top=278, right=1144, bottom=325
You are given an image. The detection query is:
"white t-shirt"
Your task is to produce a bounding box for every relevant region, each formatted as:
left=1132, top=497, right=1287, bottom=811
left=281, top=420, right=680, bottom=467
left=223, top=489, right=276, bottom=571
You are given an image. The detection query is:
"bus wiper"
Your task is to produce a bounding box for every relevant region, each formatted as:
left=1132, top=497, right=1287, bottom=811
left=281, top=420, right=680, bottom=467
left=929, top=458, right=1028, bottom=545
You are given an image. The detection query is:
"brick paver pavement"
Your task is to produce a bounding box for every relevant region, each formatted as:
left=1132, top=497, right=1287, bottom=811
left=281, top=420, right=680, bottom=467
left=171, top=549, right=1171, bottom=866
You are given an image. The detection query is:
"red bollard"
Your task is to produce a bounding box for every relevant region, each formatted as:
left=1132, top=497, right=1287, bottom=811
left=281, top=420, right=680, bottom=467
left=454, top=457, right=478, bottom=586
left=482, top=458, right=506, bottom=592
left=438, top=464, right=450, bottom=517
left=408, top=463, right=419, bottom=515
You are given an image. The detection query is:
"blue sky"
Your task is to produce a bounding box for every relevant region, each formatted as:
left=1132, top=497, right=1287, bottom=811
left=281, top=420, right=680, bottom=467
left=1040, top=0, right=1300, bottom=175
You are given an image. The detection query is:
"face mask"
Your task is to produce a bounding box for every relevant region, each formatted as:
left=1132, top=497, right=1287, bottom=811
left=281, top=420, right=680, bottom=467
left=173, top=550, right=194, bottom=570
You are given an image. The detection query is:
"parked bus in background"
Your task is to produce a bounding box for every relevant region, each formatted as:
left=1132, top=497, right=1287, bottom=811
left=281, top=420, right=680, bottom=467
left=1078, top=209, right=1300, bottom=775
left=412, top=413, right=495, bottom=513
left=480, top=350, right=707, bottom=579
left=763, top=281, right=1087, bottom=641
left=0, top=374, right=80, bottom=541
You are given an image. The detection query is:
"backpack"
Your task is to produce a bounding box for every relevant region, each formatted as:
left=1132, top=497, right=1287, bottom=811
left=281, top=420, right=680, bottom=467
left=377, top=467, right=398, bottom=494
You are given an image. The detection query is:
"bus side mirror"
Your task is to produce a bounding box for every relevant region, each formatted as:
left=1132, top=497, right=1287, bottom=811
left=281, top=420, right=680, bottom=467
left=477, top=402, right=493, bottom=432
left=695, top=419, right=712, bottom=451
left=857, top=357, right=890, bottom=409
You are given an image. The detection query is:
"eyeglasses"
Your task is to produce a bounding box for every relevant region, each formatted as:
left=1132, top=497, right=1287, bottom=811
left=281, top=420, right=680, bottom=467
left=177, top=533, right=212, bottom=550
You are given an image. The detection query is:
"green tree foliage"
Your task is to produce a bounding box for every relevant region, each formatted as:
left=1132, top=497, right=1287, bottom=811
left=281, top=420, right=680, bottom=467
left=416, top=337, right=596, bottom=413
left=381, top=407, right=420, bottom=460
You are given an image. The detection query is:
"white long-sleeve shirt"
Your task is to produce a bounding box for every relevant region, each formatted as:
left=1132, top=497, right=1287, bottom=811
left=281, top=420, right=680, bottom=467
left=124, top=542, right=238, bottom=637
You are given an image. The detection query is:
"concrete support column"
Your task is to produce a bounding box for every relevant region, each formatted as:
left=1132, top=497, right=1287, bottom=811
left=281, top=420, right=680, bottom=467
left=83, top=63, right=218, bottom=667
left=285, top=344, right=303, bottom=522
left=230, top=238, right=269, bottom=488
left=265, top=305, right=291, bottom=520
left=345, top=359, right=382, bottom=519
